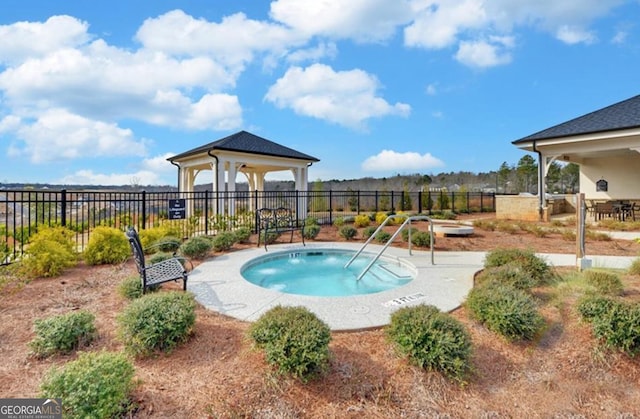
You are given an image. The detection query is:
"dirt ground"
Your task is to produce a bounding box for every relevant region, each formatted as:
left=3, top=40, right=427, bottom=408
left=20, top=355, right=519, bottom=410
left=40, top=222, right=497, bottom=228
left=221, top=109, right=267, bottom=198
left=2, top=216, right=640, bottom=418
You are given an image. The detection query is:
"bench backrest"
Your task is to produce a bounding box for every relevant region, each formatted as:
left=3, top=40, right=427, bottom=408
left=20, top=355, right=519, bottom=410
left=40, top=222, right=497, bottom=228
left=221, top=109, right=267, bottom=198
left=125, top=227, right=146, bottom=276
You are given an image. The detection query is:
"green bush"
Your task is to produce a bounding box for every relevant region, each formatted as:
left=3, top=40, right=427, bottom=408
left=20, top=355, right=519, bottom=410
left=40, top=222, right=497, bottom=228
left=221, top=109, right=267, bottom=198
left=233, top=227, right=252, bottom=243
left=411, top=231, right=434, bottom=248
left=401, top=226, right=417, bottom=242
left=148, top=251, right=174, bottom=265
left=249, top=306, right=331, bottom=382
left=21, top=226, right=77, bottom=278
left=117, top=291, right=196, bottom=357
left=83, top=226, right=130, bottom=265
left=362, top=226, right=377, bottom=239
left=584, top=270, right=624, bottom=296
left=576, top=295, right=617, bottom=323
left=138, top=226, right=175, bottom=250
left=339, top=226, right=357, bottom=240
left=465, top=282, right=544, bottom=341
left=475, top=264, right=536, bottom=291
left=305, top=216, right=319, bottom=226
left=484, top=248, right=551, bottom=286
left=30, top=311, right=97, bottom=358
left=40, top=351, right=136, bottom=419
left=153, top=236, right=181, bottom=252
left=303, top=224, right=321, bottom=239
left=387, top=305, right=472, bottom=382
left=375, top=230, right=392, bottom=243
left=591, top=301, right=640, bottom=356
left=260, top=230, right=280, bottom=245
left=179, top=236, right=212, bottom=259
left=628, top=258, right=640, bottom=276
left=212, top=231, right=236, bottom=252
left=117, top=275, right=160, bottom=300
left=333, top=217, right=346, bottom=227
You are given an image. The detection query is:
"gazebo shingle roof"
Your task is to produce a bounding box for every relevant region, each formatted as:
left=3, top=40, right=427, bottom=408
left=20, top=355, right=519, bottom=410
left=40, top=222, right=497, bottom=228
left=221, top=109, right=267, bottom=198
left=168, top=130, right=319, bottom=162
left=513, top=94, right=640, bottom=144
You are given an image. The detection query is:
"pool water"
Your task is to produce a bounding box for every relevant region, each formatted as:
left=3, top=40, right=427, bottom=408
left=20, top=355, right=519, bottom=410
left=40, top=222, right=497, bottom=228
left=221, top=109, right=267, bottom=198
left=241, top=249, right=414, bottom=297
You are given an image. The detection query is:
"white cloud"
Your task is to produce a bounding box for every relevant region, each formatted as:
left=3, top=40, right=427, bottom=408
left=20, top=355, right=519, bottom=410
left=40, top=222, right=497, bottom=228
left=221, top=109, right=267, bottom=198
left=426, top=84, right=438, bottom=95
left=455, top=37, right=514, bottom=68
left=555, top=25, right=596, bottom=44
left=362, top=150, right=445, bottom=172
left=286, top=42, right=338, bottom=63
left=270, top=0, right=413, bottom=42
left=55, top=169, right=164, bottom=186
left=264, top=63, right=410, bottom=130
left=0, top=15, right=90, bottom=65
left=5, top=108, right=147, bottom=163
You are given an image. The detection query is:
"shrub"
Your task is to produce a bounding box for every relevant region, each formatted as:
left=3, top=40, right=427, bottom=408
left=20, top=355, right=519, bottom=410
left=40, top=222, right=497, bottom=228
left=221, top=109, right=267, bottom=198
left=117, top=291, right=196, bottom=357
left=303, top=224, right=321, bottom=239
left=333, top=217, right=346, bottom=227
left=305, top=216, right=319, bottom=226
left=465, top=282, right=544, bottom=341
left=401, top=226, right=417, bottom=242
left=362, top=226, right=378, bottom=239
left=387, top=304, right=472, bottom=382
left=475, top=264, right=536, bottom=291
left=584, top=270, right=624, bottom=296
left=233, top=227, right=252, bottom=243
left=484, top=248, right=551, bottom=286
left=375, top=230, right=392, bottom=243
left=354, top=214, right=371, bottom=228
left=21, top=226, right=77, bottom=278
left=260, top=231, right=280, bottom=245
left=83, top=226, right=130, bottom=265
left=339, top=226, right=357, bottom=240
left=179, top=236, right=212, bottom=259
left=149, top=251, right=173, bottom=265
left=576, top=295, right=617, bottom=323
left=153, top=236, right=181, bottom=252
left=40, top=351, right=136, bottom=419
left=138, top=226, right=175, bottom=250
left=411, top=231, right=434, bottom=248
left=30, top=311, right=97, bottom=358
left=117, top=276, right=161, bottom=300
left=375, top=212, right=388, bottom=225
left=212, top=232, right=236, bottom=252
left=591, top=301, right=640, bottom=356
left=249, top=306, right=331, bottom=382
left=628, top=258, right=640, bottom=276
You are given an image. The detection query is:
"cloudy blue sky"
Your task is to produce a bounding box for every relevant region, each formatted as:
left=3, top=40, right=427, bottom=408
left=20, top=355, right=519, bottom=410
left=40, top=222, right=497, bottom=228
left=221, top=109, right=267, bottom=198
left=0, top=0, right=638, bottom=186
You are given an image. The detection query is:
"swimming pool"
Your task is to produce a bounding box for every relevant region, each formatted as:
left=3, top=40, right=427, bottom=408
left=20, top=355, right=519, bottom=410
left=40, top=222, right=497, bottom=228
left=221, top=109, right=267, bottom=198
left=241, top=248, right=415, bottom=297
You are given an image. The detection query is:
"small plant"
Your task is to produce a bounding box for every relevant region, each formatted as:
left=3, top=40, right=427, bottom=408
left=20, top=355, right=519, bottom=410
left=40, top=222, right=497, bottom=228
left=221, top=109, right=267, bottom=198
left=362, top=226, right=378, bottom=239
left=179, top=236, right=213, bottom=259
left=40, top=351, right=136, bottom=419
left=411, top=231, right=434, bottom=248
left=589, top=300, right=640, bottom=356
left=586, top=230, right=612, bottom=241
left=153, top=236, right=182, bottom=252
left=83, top=226, right=130, bottom=265
left=303, top=224, right=321, bottom=239
left=472, top=219, right=496, bottom=231
left=30, top=311, right=97, bottom=358
left=117, top=275, right=160, bottom=299
left=149, top=251, right=174, bottom=265
left=484, top=248, right=551, bottom=286
left=333, top=217, right=346, bottom=227
left=233, top=227, right=252, bottom=243
left=465, top=282, right=544, bottom=341
left=375, top=212, right=388, bottom=225
left=20, top=226, right=77, bottom=278
left=475, top=264, right=536, bottom=291
left=117, top=291, right=196, bottom=357
left=249, top=306, right=331, bottom=382
left=496, top=222, right=518, bottom=234
left=260, top=231, right=280, bottom=245
left=375, top=230, right=392, bottom=243
left=212, top=232, right=236, bottom=252
left=354, top=214, right=371, bottom=228
left=400, top=226, right=417, bottom=242
left=576, top=295, right=617, bottom=322
left=584, top=270, right=624, bottom=296
left=387, top=304, right=472, bottom=382
left=561, top=230, right=576, bottom=241
left=628, top=258, right=640, bottom=276
left=339, top=225, right=357, bottom=240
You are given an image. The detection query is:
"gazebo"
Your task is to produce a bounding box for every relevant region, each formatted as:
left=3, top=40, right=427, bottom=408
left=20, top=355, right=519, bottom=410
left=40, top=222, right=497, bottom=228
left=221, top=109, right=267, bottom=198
left=167, top=131, right=319, bottom=217
left=512, top=94, right=640, bottom=219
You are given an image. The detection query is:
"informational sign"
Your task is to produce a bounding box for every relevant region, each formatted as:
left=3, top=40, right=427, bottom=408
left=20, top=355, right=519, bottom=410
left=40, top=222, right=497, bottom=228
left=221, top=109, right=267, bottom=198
left=168, top=198, right=186, bottom=219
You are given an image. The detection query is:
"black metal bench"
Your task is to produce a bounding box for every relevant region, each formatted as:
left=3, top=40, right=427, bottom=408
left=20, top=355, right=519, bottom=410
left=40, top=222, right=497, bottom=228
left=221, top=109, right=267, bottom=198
left=256, top=207, right=305, bottom=250
left=125, top=226, right=190, bottom=293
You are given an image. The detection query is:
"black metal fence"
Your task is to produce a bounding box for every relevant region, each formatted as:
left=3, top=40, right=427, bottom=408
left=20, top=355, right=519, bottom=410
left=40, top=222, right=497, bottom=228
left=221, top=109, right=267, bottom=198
left=0, top=188, right=495, bottom=263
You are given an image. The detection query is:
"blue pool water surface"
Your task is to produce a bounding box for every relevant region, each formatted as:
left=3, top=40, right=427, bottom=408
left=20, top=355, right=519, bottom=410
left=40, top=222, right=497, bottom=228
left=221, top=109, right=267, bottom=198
left=241, top=249, right=414, bottom=297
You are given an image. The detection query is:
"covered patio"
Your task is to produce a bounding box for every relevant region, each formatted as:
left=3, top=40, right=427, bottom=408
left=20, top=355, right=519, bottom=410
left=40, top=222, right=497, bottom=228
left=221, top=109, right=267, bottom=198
left=167, top=131, right=319, bottom=218
left=512, top=94, right=640, bottom=221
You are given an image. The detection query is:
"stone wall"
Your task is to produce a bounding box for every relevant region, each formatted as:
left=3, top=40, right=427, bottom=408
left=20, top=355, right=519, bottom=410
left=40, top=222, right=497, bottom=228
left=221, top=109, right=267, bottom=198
left=496, top=194, right=576, bottom=221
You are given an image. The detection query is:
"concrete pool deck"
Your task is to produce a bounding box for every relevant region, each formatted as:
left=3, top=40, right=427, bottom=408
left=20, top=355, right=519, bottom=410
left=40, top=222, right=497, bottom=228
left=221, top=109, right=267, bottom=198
left=187, top=243, right=637, bottom=331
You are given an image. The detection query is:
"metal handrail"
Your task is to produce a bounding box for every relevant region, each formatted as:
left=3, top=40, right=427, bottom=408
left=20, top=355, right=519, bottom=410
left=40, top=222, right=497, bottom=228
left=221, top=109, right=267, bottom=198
left=344, top=214, right=434, bottom=281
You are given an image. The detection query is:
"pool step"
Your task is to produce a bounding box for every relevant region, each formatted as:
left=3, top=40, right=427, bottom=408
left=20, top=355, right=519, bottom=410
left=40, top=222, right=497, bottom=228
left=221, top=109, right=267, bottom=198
left=375, top=263, right=412, bottom=280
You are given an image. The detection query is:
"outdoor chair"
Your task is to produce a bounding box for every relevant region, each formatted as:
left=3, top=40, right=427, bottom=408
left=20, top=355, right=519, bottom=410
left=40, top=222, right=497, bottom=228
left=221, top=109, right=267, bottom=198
left=256, top=207, right=305, bottom=250
left=125, top=226, right=191, bottom=293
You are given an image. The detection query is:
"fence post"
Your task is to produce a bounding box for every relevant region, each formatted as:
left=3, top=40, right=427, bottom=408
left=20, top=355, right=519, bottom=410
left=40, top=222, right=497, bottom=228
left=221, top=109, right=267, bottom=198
left=141, top=191, right=146, bottom=230
left=329, top=190, right=333, bottom=225
left=61, top=189, right=67, bottom=227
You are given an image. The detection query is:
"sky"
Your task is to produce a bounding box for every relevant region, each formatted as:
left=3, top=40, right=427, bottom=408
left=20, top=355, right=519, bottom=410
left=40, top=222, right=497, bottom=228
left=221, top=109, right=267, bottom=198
left=0, top=0, right=639, bottom=186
